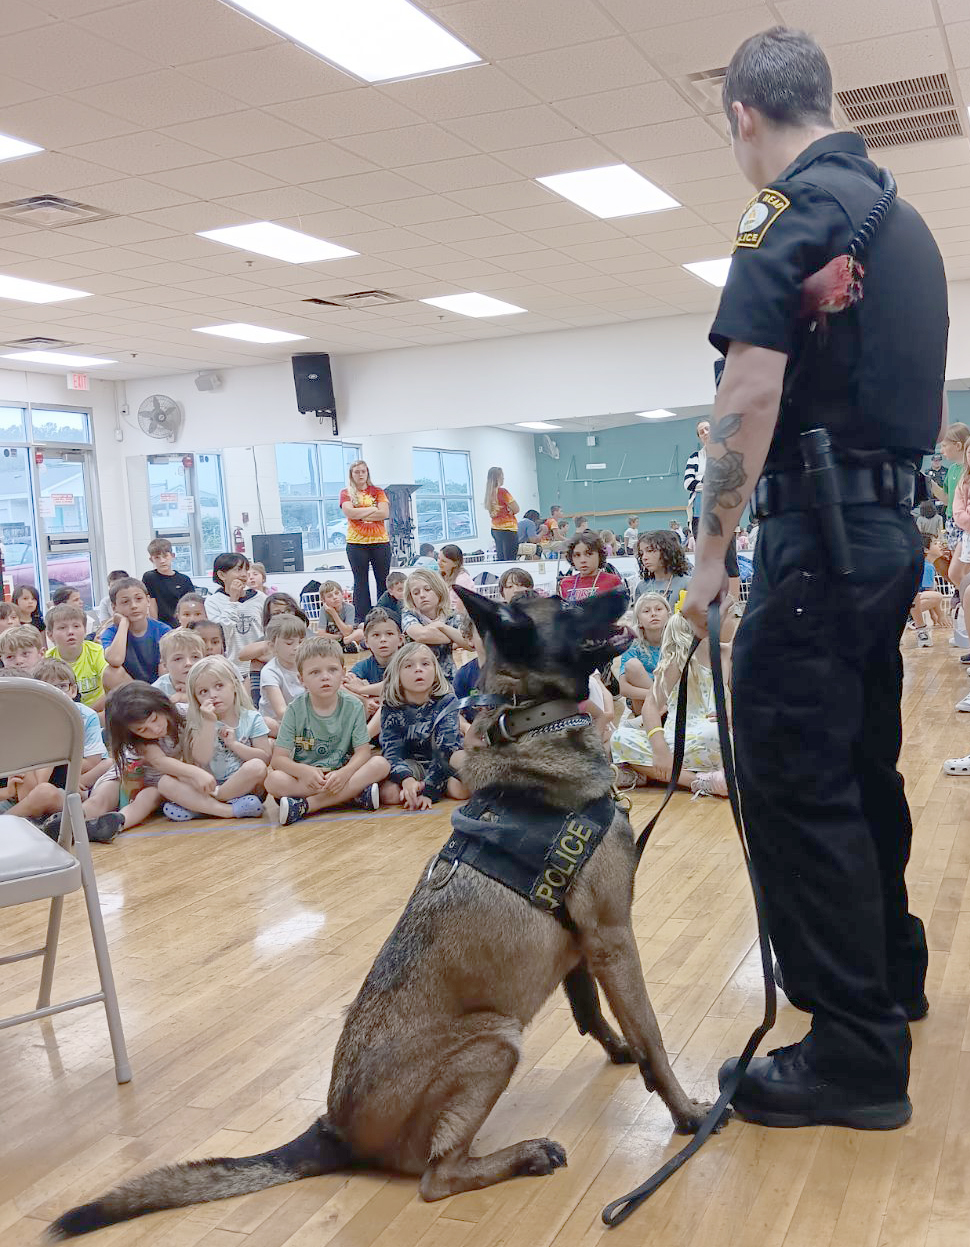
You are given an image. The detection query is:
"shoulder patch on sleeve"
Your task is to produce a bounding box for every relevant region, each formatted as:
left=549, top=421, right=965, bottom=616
left=732, top=188, right=791, bottom=251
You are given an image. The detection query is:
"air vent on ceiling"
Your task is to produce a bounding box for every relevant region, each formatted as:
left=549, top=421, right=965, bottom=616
left=683, top=66, right=728, bottom=112
left=303, top=290, right=410, bottom=309
left=0, top=195, right=115, bottom=229
left=836, top=74, right=963, bottom=147
left=3, top=336, right=76, bottom=349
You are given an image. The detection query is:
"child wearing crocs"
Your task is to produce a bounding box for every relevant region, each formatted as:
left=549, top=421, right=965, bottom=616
left=266, top=637, right=389, bottom=825
left=164, top=656, right=270, bottom=821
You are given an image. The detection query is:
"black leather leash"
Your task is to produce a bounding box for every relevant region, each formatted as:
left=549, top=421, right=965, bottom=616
left=601, top=598, right=777, bottom=1228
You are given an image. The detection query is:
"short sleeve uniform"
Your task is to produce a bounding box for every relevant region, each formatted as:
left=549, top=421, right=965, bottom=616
left=276, top=689, right=367, bottom=769
left=710, top=132, right=947, bottom=469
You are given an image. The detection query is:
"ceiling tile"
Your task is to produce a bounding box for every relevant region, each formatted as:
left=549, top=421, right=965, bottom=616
left=73, top=70, right=243, bottom=129
left=77, top=0, right=279, bottom=64
left=554, top=82, right=696, bottom=133
left=63, top=217, right=178, bottom=245
left=148, top=160, right=284, bottom=199
left=410, top=215, right=514, bottom=243
left=62, top=132, right=215, bottom=175
left=179, top=43, right=352, bottom=107
left=333, top=125, right=476, bottom=168
left=434, top=0, right=617, bottom=59
left=825, top=29, right=948, bottom=88
left=238, top=143, right=378, bottom=183
left=441, top=105, right=583, bottom=151
left=372, top=196, right=476, bottom=225
left=308, top=170, right=427, bottom=207
left=213, top=186, right=341, bottom=219
left=775, top=0, right=935, bottom=43
left=0, top=23, right=158, bottom=91
left=401, top=154, right=521, bottom=192
left=54, top=177, right=196, bottom=215
left=492, top=137, right=618, bottom=178
left=641, top=147, right=739, bottom=185
left=449, top=180, right=552, bottom=212
left=601, top=118, right=726, bottom=162
left=947, top=21, right=970, bottom=69
left=135, top=202, right=252, bottom=233
left=502, top=38, right=658, bottom=99
left=269, top=92, right=424, bottom=140
left=630, top=6, right=777, bottom=75
left=0, top=94, right=139, bottom=148
left=160, top=111, right=317, bottom=159
left=378, top=65, right=539, bottom=120
left=0, top=150, right=120, bottom=193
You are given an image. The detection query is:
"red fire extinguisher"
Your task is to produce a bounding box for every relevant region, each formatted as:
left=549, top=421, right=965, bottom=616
left=233, top=526, right=245, bottom=554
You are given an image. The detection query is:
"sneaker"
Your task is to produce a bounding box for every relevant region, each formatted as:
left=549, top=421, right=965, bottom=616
left=691, top=770, right=729, bottom=798
left=944, top=754, right=970, bottom=775
left=905, top=620, right=916, bottom=630
left=353, top=782, right=380, bottom=811
left=230, top=795, right=263, bottom=818
left=718, top=1042, right=912, bottom=1130
left=961, top=653, right=970, bottom=664
left=915, top=629, right=931, bottom=647
left=278, top=795, right=309, bottom=826
left=86, top=812, right=124, bottom=843
left=957, top=693, right=970, bottom=712
left=38, top=813, right=64, bottom=841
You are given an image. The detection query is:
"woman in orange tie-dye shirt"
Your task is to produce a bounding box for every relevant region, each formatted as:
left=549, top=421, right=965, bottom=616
left=340, top=460, right=391, bottom=622
left=483, top=466, right=520, bottom=562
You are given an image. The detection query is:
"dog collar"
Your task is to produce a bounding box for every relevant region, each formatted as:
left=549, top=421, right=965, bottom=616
left=470, top=698, right=591, bottom=745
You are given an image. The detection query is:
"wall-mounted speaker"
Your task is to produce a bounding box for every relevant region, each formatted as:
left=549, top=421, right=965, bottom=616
left=194, top=371, right=222, bottom=391
left=292, top=353, right=336, bottom=434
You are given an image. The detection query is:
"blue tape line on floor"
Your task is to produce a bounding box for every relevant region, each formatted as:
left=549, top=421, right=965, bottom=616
left=124, top=807, right=410, bottom=838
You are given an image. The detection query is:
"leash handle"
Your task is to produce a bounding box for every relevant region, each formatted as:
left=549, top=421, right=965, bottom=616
left=604, top=599, right=777, bottom=1228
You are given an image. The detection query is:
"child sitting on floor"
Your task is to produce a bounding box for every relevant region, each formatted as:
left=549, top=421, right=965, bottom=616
left=499, top=567, right=534, bottom=602
left=910, top=533, right=949, bottom=646
left=374, top=569, right=406, bottom=623
left=0, top=601, right=18, bottom=634
left=101, top=576, right=170, bottom=684
left=204, top=553, right=265, bottom=681
left=343, top=608, right=402, bottom=726
left=558, top=532, right=624, bottom=602
left=266, top=637, right=390, bottom=825
left=0, top=624, right=45, bottom=674
left=315, top=580, right=359, bottom=652
left=1, top=659, right=121, bottom=843
left=617, top=592, right=672, bottom=714
left=82, top=684, right=207, bottom=833
left=188, top=618, right=227, bottom=658
left=175, top=592, right=207, bottom=628
left=162, top=657, right=270, bottom=821
left=46, top=602, right=114, bottom=711
left=153, top=627, right=205, bottom=708
left=379, top=643, right=468, bottom=810
left=401, top=568, right=468, bottom=682
left=258, top=614, right=307, bottom=735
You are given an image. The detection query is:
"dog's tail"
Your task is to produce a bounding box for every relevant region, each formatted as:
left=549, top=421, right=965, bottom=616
left=48, top=1116, right=351, bottom=1239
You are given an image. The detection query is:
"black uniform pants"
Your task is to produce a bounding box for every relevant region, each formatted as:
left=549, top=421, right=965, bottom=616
left=732, top=504, right=926, bottom=1097
left=347, top=540, right=391, bottom=623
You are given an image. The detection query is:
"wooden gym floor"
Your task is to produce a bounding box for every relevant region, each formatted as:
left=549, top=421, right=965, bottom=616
left=2, top=633, right=969, bottom=1247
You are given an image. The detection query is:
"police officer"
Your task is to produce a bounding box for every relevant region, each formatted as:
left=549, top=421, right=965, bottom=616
left=682, top=27, right=947, bottom=1128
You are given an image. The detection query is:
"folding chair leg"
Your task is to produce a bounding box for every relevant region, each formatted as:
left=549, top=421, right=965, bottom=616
left=67, top=793, right=132, bottom=1084
left=36, top=894, right=65, bottom=1009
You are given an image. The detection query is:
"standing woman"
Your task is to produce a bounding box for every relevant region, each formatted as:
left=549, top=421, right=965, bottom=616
left=483, top=466, right=519, bottom=562
left=340, top=459, right=391, bottom=623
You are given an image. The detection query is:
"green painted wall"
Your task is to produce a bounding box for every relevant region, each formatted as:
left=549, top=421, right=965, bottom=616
left=533, top=416, right=707, bottom=535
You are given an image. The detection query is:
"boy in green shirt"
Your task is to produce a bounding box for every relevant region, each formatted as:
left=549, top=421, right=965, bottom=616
left=266, top=637, right=390, bottom=825
left=45, top=603, right=117, bottom=711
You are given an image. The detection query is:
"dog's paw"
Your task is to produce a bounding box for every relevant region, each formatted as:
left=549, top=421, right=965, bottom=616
left=674, top=1100, right=732, bottom=1135
left=604, top=1038, right=635, bottom=1065
left=515, top=1138, right=568, bottom=1176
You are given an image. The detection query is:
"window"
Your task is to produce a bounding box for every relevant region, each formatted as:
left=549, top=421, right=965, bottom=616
left=276, top=441, right=361, bottom=552
left=30, top=408, right=91, bottom=443
left=412, top=448, right=475, bottom=544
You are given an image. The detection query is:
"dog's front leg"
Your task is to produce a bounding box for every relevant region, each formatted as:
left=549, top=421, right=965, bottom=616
left=563, top=964, right=634, bottom=1064
left=582, top=925, right=721, bottom=1134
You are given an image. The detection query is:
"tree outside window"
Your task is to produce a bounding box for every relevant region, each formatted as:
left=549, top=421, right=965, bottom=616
left=276, top=441, right=361, bottom=552
left=412, top=449, right=475, bottom=545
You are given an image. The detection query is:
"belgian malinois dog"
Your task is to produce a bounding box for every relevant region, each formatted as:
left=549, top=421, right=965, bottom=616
left=51, top=587, right=720, bottom=1239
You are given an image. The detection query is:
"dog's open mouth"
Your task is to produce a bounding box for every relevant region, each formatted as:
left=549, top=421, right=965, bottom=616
left=578, top=623, right=634, bottom=658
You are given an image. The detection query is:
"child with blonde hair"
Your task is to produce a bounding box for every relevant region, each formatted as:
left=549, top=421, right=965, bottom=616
left=315, top=580, right=359, bottom=651
left=612, top=611, right=729, bottom=797
left=401, top=568, right=468, bottom=680
left=258, top=614, right=307, bottom=734
left=617, top=592, right=672, bottom=714
left=0, top=624, right=45, bottom=673
left=266, top=637, right=390, bottom=824
left=154, top=627, right=205, bottom=706
left=162, top=656, right=270, bottom=820
left=379, top=643, right=468, bottom=810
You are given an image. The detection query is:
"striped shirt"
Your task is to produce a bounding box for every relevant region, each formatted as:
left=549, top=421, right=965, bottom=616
left=683, top=447, right=707, bottom=500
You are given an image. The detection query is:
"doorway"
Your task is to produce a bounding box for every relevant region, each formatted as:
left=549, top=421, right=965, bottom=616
left=146, top=452, right=228, bottom=577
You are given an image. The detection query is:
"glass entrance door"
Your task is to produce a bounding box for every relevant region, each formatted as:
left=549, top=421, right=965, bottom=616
left=33, top=449, right=96, bottom=608
left=147, top=453, right=228, bottom=577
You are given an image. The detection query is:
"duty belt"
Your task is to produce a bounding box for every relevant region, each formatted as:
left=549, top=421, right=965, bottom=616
left=751, top=461, right=916, bottom=521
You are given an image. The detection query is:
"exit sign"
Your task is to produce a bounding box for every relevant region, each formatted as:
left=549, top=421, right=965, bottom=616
left=67, top=372, right=89, bottom=391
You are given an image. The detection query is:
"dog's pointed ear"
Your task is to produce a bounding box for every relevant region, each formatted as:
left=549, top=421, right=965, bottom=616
left=454, top=584, right=539, bottom=665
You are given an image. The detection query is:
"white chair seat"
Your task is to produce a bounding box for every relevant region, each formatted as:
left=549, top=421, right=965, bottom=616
left=0, top=816, right=81, bottom=903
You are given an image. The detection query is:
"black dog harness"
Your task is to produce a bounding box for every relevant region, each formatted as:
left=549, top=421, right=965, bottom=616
left=429, top=789, right=616, bottom=928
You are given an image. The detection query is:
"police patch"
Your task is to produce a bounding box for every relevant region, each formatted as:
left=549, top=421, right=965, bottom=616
left=733, top=188, right=790, bottom=251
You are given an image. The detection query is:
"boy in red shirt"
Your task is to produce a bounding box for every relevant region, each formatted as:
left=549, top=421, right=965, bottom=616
left=558, top=532, right=624, bottom=601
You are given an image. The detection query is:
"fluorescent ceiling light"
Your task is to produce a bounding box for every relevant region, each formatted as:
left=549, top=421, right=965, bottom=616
left=517, top=421, right=561, bottom=430
left=3, top=350, right=115, bottom=367
left=0, top=274, right=90, bottom=304
left=421, top=293, right=526, bottom=318
left=638, top=409, right=676, bottom=420
left=222, top=0, right=482, bottom=83
left=194, top=323, right=307, bottom=343
left=537, top=164, right=679, bottom=219
left=0, top=132, right=43, bottom=163
left=198, top=221, right=357, bottom=263
left=683, top=258, right=732, bottom=287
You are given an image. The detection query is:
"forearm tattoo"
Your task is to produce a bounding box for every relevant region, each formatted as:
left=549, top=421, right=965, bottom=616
left=702, top=412, right=747, bottom=537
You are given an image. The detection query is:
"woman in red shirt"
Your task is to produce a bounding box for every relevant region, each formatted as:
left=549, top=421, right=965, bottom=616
left=340, top=460, right=391, bottom=622
left=483, top=466, right=520, bottom=562
left=558, top=532, right=624, bottom=601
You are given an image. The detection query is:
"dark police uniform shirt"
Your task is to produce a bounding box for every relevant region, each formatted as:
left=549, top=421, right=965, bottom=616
left=710, top=132, right=947, bottom=471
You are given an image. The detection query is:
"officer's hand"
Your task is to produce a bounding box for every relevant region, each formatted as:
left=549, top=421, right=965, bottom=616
left=682, top=560, right=728, bottom=639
